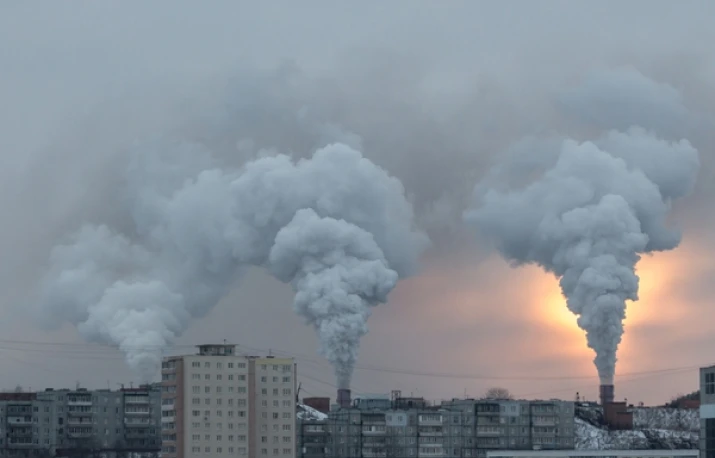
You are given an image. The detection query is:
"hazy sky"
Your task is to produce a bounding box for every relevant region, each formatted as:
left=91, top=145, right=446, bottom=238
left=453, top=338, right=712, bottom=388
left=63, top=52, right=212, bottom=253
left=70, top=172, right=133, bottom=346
left=2, top=0, right=715, bottom=405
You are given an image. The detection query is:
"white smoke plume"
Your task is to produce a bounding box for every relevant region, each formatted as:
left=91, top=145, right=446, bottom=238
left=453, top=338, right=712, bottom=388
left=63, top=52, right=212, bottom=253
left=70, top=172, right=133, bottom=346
left=39, top=142, right=428, bottom=384
left=465, top=128, right=698, bottom=383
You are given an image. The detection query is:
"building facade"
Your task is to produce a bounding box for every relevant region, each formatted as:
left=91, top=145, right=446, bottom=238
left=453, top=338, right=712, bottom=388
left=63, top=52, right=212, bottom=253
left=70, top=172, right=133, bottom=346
left=160, top=344, right=297, bottom=458
left=700, top=365, right=715, bottom=458
left=318, top=396, right=575, bottom=458
left=0, top=386, right=161, bottom=458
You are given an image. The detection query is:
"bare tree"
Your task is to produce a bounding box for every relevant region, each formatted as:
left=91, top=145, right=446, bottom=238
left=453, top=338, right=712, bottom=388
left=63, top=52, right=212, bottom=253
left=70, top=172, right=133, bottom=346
left=483, top=387, right=514, bottom=400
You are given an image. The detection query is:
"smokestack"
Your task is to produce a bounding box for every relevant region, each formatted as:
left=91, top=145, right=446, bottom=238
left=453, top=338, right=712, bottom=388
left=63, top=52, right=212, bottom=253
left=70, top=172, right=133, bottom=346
left=337, top=388, right=351, bottom=409
left=599, top=384, right=614, bottom=406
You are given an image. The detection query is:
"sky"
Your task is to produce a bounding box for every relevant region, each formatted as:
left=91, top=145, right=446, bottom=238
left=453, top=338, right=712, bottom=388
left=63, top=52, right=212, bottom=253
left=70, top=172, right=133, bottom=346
left=1, top=0, right=715, bottom=406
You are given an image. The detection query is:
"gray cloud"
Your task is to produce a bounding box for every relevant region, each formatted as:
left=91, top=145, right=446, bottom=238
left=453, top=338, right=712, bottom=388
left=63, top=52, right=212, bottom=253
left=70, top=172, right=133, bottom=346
left=2, top=1, right=715, bottom=403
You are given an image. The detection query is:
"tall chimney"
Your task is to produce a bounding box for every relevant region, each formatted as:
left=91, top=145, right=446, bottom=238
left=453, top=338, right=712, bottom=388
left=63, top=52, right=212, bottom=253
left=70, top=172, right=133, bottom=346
left=337, top=388, right=351, bottom=409
left=599, top=384, right=614, bottom=406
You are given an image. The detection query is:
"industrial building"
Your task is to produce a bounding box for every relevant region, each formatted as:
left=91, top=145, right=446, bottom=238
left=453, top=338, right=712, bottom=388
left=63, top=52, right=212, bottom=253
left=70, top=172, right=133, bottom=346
left=297, top=391, right=575, bottom=458
left=700, top=365, right=715, bottom=458
left=160, top=343, right=297, bottom=458
left=0, top=385, right=161, bottom=458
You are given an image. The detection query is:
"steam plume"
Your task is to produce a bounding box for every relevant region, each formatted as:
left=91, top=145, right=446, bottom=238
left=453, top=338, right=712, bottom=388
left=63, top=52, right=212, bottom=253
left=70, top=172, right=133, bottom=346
left=465, top=127, right=698, bottom=383
left=39, top=142, right=428, bottom=383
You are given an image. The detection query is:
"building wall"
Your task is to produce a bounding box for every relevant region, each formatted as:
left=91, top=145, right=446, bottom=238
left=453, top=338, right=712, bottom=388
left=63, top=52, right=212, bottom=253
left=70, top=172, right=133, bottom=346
left=160, top=345, right=296, bottom=458
left=0, top=386, right=161, bottom=458
left=319, top=398, right=575, bottom=458
left=700, top=366, right=715, bottom=458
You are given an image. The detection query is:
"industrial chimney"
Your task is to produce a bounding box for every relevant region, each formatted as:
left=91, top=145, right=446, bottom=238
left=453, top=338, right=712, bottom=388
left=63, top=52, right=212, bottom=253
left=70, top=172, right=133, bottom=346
left=337, top=388, right=351, bottom=409
left=599, top=384, right=614, bottom=406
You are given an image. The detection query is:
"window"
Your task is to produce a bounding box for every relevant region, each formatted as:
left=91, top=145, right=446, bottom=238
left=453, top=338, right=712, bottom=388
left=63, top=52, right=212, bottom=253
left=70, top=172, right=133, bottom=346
left=262, top=389, right=267, bottom=395
left=262, top=400, right=268, bottom=407
left=229, top=386, right=235, bottom=393
left=205, top=386, right=211, bottom=393
left=282, top=388, right=291, bottom=396
left=272, top=413, right=279, bottom=419
left=283, top=400, right=291, bottom=407
left=282, top=424, right=291, bottom=431
left=282, top=412, right=291, bottom=419
left=229, top=374, right=234, bottom=381
left=238, top=362, right=246, bottom=369
left=282, top=376, right=290, bottom=382
left=283, top=448, right=291, bottom=454
left=205, top=374, right=210, bottom=380
left=707, top=372, right=715, bottom=395
left=192, top=410, right=200, bottom=417
left=192, top=386, right=200, bottom=394
left=217, top=362, right=222, bottom=369
left=238, top=387, right=246, bottom=393
left=261, top=364, right=267, bottom=370
left=238, top=399, right=246, bottom=407
left=273, top=400, right=279, bottom=407
left=238, top=375, right=246, bottom=381
left=204, top=362, right=210, bottom=368
left=283, top=436, right=291, bottom=443
left=273, top=388, right=279, bottom=395
left=217, top=374, right=222, bottom=380
left=261, top=376, right=267, bottom=382
left=192, top=362, right=200, bottom=368
left=217, top=387, right=222, bottom=394
left=192, top=374, right=200, bottom=380
left=272, top=376, right=278, bottom=382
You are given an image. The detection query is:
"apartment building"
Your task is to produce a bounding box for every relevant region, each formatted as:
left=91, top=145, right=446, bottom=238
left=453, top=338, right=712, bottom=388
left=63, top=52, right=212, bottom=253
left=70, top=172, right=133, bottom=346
left=160, top=344, right=297, bottom=458
left=0, top=386, right=161, bottom=458
left=318, top=396, right=575, bottom=458
left=700, top=365, right=715, bottom=458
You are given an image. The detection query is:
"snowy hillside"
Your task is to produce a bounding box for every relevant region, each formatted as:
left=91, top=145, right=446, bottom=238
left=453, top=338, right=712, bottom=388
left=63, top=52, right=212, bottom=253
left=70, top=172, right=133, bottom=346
left=634, top=408, right=699, bottom=432
left=297, top=404, right=328, bottom=421
left=575, top=406, right=698, bottom=450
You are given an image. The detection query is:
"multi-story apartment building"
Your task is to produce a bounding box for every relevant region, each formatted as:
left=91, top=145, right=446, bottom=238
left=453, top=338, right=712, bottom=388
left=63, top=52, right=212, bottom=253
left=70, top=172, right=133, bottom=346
left=0, top=392, right=54, bottom=458
left=297, top=419, right=329, bottom=458
left=700, top=365, right=715, bottom=458
left=0, top=386, right=161, bottom=458
left=320, top=396, right=575, bottom=458
left=160, top=343, right=297, bottom=458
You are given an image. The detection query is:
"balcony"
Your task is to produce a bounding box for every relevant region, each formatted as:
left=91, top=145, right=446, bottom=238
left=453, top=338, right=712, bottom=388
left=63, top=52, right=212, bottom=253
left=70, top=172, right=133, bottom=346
left=418, top=427, right=443, bottom=437
left=533, top=418, right=557, bottom=426
left=125, top=396, right=150, bottom=404
left=7, top=438, right=34, bottom=448
left=362, top=425, right=386, bottom=435
left=67, top=428, right=94, bottom=438
left=67, top=409, right=93, bottom=416
left=6, top=416, right=33, bottom=425
left=362, top=449, right=387, bottom=458
left=418, top=415, right=442, bottom=426
left=125, top=417, right=153, bottom=426
left=67, top=397, right=92, bottom=406
left=67, top=419, right=93, bottom=426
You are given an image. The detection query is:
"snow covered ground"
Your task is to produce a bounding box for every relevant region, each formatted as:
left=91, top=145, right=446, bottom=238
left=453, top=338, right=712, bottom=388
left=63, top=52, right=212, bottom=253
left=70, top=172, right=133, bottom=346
left=575, top=406, right=699, bottom=450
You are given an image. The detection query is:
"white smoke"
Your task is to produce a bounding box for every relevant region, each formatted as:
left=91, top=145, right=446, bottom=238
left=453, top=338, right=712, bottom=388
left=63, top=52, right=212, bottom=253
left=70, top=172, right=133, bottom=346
left=39, top=142, right=428, bottom=384
left=465, top=128, right=698, bottom=383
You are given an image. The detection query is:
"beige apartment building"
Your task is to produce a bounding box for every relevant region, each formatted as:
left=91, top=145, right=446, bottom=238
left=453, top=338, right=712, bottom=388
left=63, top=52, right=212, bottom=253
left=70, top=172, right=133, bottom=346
left=160, top=344, right=297, bottom=458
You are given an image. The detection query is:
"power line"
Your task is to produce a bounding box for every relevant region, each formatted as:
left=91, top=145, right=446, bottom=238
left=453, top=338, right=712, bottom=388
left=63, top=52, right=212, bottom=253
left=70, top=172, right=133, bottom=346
left=0, top=338, right=709, bottom=383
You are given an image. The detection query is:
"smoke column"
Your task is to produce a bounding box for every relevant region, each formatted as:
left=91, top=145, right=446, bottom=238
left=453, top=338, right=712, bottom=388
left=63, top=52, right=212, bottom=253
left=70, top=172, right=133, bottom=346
left=39, top=142, right=428, bottom=384
left=465, top=127, right=698, bottom=383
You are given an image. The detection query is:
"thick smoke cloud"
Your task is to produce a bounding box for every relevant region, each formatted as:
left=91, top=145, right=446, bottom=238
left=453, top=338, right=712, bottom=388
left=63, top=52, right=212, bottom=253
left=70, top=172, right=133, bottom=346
left=39, top=142, right=427, bottom=384
left=558, top=67, right=690, bottom=136
left=466, top=128, right=699, bottom=383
